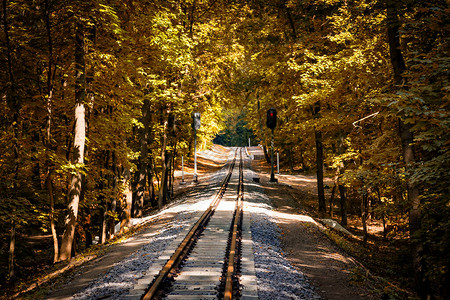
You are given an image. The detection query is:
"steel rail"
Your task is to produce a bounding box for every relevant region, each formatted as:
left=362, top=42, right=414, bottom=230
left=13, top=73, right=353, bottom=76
left=224, top=149, right=244, bottom=300
left=142, top=149, right=238, bottom=300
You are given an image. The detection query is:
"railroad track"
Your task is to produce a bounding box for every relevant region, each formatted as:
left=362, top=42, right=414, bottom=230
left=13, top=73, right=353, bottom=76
left=126, top=148, right=257, bottom=300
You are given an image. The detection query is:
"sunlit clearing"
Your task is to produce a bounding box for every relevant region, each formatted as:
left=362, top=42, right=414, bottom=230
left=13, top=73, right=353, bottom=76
left=244, top=201, right=317, bottom=225
left=279, top=174, right=318, bottom=183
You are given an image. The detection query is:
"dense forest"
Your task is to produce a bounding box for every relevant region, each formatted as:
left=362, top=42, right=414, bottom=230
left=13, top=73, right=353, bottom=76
left=0, top=0, right=448, bottom=298
left=213, top=110, right=256, bottom=146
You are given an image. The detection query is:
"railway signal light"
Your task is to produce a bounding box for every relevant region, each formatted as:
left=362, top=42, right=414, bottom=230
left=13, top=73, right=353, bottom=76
left=192, top=112, right=201, bottom=131
left=266, top=108, right=277, bottom=129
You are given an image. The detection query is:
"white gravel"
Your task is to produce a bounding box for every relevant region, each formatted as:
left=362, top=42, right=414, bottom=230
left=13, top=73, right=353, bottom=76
left=71, top=212, right=193, bottom=300
left=244, top=157, right=321, bottom=300
left=69, top=160, right=228, bottom=300
left=69, top=150, right=320, bottom=299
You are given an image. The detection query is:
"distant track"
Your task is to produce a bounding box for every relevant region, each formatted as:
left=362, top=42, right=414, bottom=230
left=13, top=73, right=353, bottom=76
left=223, top=149, right=244, bottom=300
left=141, top=148, right=244, bottom=300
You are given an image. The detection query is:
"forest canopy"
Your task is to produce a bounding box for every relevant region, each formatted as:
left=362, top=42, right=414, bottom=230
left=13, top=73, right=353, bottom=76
left=0, top=0, right=448, bottom=298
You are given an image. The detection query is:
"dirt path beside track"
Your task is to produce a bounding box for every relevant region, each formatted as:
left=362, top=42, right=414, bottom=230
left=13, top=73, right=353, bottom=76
left=251, top=158, right=381, bottom=300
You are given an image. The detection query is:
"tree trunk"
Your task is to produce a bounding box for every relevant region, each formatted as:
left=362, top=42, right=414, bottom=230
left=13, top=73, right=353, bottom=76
left=8, top=216, right=15, bottom=279
left=44, top=0, right=54, bottom=149
left=47, top=177, right=59, bottom=263
left=188, top=0, right=196, bottom=37
left=314, top=101, right=326, bottom=214
left=378, top=189, right=387, bottom=240
left=284, top=4, right=296, bottom=39
left=162, top=151, right=172, bottom=203
left=167, top=114, right=176, bottom=200
left=153, top=156, right=160, bottom=191
left=386, top=2, right=430, bottom=297
left=329, top=164, right=341, bottom=217
left=362, top=190, right=368, bottom=243
left=120, top=168, right=132, bottom=232
left=59, top=22, right=86, bottom=261
left=3, top=0, right=20, bottom=279
left=147, top=154, right=156, bottom=207
left=100, top=151, right=109, bottom=244
left=135, top=99, right=151, bottom=217
left=329, top=183, right=336, bottom=217
left=315, top=129, right=326, bottom=214
left=44, top=0, right=59, bottom=263
left=386, top=3, right=406, bottom=85
left=85, top=231, right=92, bottom=248
left=299, top=148, right=305, bottom=170
left=71, top=231, right=77, bottom=257
left=109, top=198, right=116, bottom=239
left=109, top=151, right=118, bottom=238
left=335, top=132, right=347, bottom=225
left=339, top=185, right=348, bottom=226
left=171, top=155, right=175, bottom=198
left=133, top=171, right=145, bottom=216
left=158, top=117, right=168, bottom=208
left=100, top=192, right=108, bottom=244
left=170, top=141, right=177, bottom=199
left=167, top=154, right=172, bottom=200
left=131, top=171, right=138, bottom=217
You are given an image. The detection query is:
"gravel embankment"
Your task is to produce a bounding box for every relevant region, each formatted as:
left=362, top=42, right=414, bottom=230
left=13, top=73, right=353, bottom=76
left=71, top=212, right=193, bottom=300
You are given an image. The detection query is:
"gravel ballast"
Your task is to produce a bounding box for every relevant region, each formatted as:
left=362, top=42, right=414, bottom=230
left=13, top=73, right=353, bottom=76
left=66, top=149, right=320, bottom=299
left=244, top=157, right=321, bottom=300
left=71, top=213, right=193, bottom=300
left=67, top=157, right=230, bottom=300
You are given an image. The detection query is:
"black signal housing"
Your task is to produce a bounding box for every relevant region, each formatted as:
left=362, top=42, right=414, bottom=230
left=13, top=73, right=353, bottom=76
left=266, top=108, right=277, bottom=130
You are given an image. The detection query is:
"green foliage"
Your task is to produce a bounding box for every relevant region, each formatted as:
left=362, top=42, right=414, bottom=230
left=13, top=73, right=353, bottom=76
left=0, top=0, right=448, bottom=296
left=0, top=0, right=241, bottom=287
left=231, top=0, right=449, bottom=296
left=214, top=109, right=255, bottom=146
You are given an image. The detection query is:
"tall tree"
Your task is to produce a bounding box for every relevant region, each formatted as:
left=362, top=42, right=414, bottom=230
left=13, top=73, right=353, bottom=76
left=43, top=0, right=59, bottom=263
left=314, top=101, right=326, bottom=214
left=59, top=21, right=87, bottom=261
left=158, top=110, right=169, bottom=209
left=385, top=0, right=429, bottom=297
left=134, top=99, right=151, bottom=217
left=2, top=0, right=19, bottom=279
